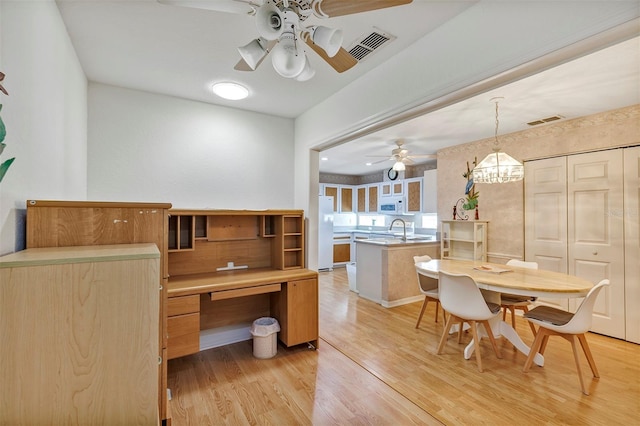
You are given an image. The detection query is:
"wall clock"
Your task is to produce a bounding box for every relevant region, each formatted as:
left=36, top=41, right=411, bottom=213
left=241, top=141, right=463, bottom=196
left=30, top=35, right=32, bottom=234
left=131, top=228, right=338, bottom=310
left=387, top=168, right=399, bottom=180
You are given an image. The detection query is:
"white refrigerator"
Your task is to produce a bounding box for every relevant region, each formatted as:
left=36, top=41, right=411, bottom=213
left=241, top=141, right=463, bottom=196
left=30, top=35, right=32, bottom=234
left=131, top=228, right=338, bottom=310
left=318, top=196, right=334, bottom=271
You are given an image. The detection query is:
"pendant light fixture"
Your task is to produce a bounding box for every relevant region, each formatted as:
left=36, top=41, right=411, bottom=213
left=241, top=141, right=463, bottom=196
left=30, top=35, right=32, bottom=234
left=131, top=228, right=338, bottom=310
left=472, top=97, right=524, bottom=184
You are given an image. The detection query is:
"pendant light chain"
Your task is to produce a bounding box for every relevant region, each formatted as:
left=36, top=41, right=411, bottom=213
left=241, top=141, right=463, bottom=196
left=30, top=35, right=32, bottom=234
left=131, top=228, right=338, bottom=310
left=494, top=100, right=500, bottom=147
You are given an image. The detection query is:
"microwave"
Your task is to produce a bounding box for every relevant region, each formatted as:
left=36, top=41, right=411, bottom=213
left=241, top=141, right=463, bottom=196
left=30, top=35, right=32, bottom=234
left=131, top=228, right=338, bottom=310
left=379, top=196, right=404, bottom=213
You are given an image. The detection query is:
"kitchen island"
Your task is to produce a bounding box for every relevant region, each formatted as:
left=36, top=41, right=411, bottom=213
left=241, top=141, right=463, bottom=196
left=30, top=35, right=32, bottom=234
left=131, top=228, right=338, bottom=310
left=355, top=238, right=440, bottom=307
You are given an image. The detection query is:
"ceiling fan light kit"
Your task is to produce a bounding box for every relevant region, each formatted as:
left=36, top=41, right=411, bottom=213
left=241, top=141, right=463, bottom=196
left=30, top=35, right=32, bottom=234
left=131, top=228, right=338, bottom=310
left=472, top=97, right=524, bottom=184
left=392, top=161, right=406, bottom=171
left=159, top=0, right=414, bottom=81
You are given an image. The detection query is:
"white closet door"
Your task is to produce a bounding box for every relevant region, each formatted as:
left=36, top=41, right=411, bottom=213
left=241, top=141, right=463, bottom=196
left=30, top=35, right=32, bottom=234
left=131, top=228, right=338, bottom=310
left=624, top=146, right=640, bottom=344
left=567, top=150, right=625, bottom=338
left=524, top=156, right=569, bottom=310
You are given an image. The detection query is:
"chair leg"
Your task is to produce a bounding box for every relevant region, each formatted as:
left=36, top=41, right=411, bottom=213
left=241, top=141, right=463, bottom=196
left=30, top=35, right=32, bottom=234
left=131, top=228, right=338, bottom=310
left=502, top=307, right=507, bottom=321
left=470, top=321, right=483, bottom=372
left=434, top=300, right=439, bottom=323
left=577, top=333, right=600, bottom=378
left=440, top=305, right=447, bottom=324
left=437, top=314, right=456, bottom=354
left=415, top=297, right=428, bottom=329
left=568, top=334, right=589, bottom=395
left=521, top=306, right=537, bottom=336
left=510, top=307, right=516, bottom=329
left=481, top=320, right=502, bottom=359
left=523, top=327, right=549, bottom=372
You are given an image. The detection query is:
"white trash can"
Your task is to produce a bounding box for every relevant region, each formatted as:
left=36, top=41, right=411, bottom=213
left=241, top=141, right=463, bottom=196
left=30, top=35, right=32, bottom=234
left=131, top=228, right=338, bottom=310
left=250, top=317, right=280, bottom=359
left=346, top=262, right=357, bottom=292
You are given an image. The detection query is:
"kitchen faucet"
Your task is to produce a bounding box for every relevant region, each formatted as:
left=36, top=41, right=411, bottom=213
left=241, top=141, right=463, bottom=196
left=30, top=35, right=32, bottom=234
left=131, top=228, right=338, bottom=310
left=389, top=218, right=407, bottom=242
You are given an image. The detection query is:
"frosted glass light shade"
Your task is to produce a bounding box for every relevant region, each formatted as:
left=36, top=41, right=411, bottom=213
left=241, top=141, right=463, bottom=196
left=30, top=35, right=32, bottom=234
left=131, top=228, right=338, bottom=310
left=312, top=26, right=342, bottom=57
left=271, top=33, right=306, bottom=78
left=237, top=38, right=267, bottom=70
left=295, top=56, right=315, bottom=81
left=392, top=161, right=406, bottom=171
left=472, top=149, right=524, bottom=184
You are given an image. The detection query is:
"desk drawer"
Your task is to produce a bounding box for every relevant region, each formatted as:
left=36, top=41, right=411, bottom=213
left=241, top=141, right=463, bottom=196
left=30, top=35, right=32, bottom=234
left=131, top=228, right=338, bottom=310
left=168, top=295, right=200, bottom=316
left=167, top=313, right=199, bottom=359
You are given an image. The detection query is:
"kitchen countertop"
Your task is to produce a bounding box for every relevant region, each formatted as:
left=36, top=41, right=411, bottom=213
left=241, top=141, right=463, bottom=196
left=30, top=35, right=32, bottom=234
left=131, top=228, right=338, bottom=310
left=355, top=237, right=438, bottom=246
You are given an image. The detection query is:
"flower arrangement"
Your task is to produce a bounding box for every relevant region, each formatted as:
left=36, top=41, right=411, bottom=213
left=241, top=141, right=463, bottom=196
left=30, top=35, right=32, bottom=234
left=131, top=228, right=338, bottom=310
left=0, top=72, right=14, bottom=183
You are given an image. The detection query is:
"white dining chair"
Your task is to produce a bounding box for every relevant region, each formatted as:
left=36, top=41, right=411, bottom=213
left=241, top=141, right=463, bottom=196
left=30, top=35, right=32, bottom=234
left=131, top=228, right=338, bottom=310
left=437, top=270, right=502, bottom=372
left=522, top=279, right=610, bottom=395
left=500, top=259, right=539, bottom=335
left=413, top=255, right=445, bottom=328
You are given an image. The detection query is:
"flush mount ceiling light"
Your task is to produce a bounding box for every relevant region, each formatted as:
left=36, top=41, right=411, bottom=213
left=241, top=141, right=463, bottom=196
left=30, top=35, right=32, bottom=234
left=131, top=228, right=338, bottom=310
left=472, top=97, right=524, bottom=184
left=211, top=82, right=249, bottom=100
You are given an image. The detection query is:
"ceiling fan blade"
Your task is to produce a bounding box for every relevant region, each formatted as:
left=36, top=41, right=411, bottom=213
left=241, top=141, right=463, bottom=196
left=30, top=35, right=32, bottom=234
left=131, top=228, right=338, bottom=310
left=303, top=33, right=357, bottom=73
left=312, top=0, right=412, bottom=18
left=408, top=154, right=437, bottom=159
left=157, top=0, right=256, bottom=14
left=371, top=158, right=392, bottom=164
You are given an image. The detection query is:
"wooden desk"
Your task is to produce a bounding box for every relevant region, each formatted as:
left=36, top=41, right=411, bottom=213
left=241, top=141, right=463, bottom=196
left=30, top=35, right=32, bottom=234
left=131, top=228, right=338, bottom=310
left=416, top=259, right=594, bottom=365
left=167, top=268, right=319, bottom=358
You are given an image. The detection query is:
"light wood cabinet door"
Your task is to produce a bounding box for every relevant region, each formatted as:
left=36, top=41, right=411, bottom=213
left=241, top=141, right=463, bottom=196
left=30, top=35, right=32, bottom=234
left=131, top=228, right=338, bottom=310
left=368, top=185, right=378, bottom=212
left=357, top=186, right=366, bottom=212
left=405, top=179, right=422, bottom=212
left=333, top=242, right=351, bottom=263
left=278, top=278, right=319, bottom=347
left=340, top=187, right=354, bottom=212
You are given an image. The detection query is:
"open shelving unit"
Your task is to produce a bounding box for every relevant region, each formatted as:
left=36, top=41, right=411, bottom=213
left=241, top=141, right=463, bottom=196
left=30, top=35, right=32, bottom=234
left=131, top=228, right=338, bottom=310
left=441, top=220, right=488, bottom=261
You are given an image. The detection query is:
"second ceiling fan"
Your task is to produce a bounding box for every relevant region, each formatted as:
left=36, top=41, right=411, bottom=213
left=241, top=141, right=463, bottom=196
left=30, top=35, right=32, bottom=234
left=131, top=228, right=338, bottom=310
left=367, top=139, right=436, bottom=171
left=158, top=0, right=412, bottom=80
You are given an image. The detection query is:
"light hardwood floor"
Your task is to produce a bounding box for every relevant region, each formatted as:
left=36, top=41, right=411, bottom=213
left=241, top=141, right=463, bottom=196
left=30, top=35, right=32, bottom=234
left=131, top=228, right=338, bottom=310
left=168, top=268, right=640, bottom=425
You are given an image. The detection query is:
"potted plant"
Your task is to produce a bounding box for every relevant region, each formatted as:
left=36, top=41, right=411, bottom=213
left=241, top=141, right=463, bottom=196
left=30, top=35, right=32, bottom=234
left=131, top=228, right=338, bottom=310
left=0, top=72, right=15, bottom=182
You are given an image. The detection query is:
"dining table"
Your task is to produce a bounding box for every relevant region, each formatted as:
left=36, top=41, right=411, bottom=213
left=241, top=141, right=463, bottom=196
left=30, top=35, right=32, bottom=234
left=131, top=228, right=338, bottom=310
left=415, top=258, right=594, bottom=366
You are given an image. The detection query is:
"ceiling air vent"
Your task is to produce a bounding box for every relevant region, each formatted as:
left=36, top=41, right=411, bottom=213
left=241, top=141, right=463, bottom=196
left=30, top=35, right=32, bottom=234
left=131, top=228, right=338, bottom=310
left=347, top=27, right=396, bottom=62
left=527, top=115, right=565, bottom=126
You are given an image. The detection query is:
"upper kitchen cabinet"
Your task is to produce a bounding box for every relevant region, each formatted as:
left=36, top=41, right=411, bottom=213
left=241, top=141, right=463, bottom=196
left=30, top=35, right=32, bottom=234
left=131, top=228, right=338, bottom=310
left=356, top=183, right=380, bottom=213
left=380, top=181, right=404, bottom=197
left=404, top=177, right=423, bottom=213
left=340, top=186, right=354, bottom=213
left=321, top=184, right=354, bottom=213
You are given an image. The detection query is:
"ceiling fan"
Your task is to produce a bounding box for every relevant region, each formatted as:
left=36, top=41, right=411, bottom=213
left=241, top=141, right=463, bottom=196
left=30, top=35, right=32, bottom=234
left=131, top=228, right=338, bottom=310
left=158, top=0, right=412, bottom=81
left=367, top=139, right=436, bottom=171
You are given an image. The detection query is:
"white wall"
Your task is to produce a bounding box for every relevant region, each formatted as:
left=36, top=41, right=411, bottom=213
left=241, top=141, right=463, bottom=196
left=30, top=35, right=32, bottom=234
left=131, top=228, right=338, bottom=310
left=88, top=83, right=295, bottom=209
left=294, top=1, right=640, bottom=268
left=0, top=0, right=87, bottom=255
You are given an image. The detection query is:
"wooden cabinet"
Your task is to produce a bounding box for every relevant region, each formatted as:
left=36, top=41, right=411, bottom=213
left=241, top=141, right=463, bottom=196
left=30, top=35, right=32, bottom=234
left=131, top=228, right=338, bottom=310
left=340, top=186, right=354, bottom=213
left=368, top=184, right=379, bottom=212
left=381, top=181, right=404, bottom=197
left=0, top=244, right=160, bottom=425
left=322, top=184, right=339, bottom=211
left=441, top=220, right=488, bottom=261
left=25, top=200, right=171, bottom=424
left=356, top=184, right=380, bottom=213
left=404, top=177, right=423, bottom=213
left=167, top=295, right=200, bottom=359
left=356, top=185, right=367, bottom=213
left=271, top=278, right=319, bottom=347
left=333, top=233, right=351, bottom=264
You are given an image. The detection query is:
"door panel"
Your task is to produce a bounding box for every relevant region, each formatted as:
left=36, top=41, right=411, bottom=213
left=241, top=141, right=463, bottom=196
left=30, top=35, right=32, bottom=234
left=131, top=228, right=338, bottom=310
left=525, top=157, right=568, bottom=310
left=568, top=150, right=624, bottom=338
left=624, top=146, right=640, bottom=343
